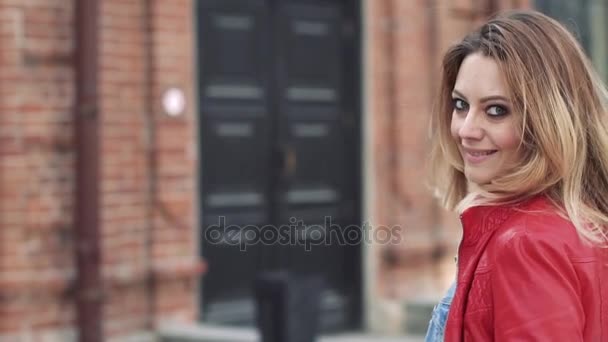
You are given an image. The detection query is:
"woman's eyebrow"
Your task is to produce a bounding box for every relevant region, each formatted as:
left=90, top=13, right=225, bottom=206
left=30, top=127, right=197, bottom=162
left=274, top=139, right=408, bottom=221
left=452, top=89, right=510, bottom=103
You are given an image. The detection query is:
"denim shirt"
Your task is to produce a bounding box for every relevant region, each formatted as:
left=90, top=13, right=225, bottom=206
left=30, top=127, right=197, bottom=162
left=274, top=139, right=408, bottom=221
left=424, top=282, right=456, bottom=342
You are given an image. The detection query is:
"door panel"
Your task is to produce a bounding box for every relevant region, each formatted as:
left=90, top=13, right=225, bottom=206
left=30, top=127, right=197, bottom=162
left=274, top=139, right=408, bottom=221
left=275, top=2, right=356, bottom=330
left=198, top=0, right=272, bottom=323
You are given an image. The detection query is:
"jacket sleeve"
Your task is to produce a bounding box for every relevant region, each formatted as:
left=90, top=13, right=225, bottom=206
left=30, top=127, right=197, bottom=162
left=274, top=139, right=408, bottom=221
left=491, top=227, right=584, bottom=341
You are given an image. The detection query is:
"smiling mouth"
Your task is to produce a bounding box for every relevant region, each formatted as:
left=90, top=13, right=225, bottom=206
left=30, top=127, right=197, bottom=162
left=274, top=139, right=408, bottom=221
left=463, top=149, right=498, bottom=163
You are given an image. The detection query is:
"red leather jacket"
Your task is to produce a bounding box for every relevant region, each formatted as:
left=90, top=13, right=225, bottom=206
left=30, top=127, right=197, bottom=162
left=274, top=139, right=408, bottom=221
left=444, top=195, right=608, bottom=341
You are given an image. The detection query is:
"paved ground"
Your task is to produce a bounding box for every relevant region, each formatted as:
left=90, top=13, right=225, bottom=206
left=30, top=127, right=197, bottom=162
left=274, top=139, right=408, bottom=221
left=159, top=323, right=425, bottom=342
left=320, top=333, right=424, bottom=342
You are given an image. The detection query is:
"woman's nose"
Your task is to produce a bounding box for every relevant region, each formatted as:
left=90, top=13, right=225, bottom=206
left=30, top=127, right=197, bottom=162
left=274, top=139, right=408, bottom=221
left=458, top=111, right=484, bottom=140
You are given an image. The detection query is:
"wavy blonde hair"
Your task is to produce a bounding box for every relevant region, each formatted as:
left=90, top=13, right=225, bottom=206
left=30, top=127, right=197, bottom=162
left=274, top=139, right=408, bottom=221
left=429, top=10, right=608, bottom=246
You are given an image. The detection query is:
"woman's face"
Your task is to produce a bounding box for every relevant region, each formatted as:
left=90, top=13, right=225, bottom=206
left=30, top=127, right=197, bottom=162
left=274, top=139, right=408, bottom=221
left=450, top=53, right=522, bottom=186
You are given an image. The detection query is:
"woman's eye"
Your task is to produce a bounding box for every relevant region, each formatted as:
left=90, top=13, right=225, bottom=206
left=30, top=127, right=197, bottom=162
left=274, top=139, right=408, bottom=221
left=487, top=105, right=508, bottom=116
left=452, top=99, right=468, bottom=111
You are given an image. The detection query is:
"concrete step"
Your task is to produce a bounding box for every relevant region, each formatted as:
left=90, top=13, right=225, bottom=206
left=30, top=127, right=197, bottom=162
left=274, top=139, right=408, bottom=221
left=158, top=323, right=424, bottom=342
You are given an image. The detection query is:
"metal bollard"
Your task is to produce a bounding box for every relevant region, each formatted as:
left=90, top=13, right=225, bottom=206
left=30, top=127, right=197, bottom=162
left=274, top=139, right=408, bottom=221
left=255, top=271, right=324, bottom=342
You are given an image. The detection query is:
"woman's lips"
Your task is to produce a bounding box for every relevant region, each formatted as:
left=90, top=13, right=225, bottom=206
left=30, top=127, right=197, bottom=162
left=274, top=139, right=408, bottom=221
left=462, top=148, right=498, bottom=164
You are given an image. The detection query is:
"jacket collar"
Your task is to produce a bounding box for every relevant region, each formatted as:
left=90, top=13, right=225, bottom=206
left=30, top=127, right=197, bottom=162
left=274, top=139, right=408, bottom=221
left=459, top=194, right=548, bottom=247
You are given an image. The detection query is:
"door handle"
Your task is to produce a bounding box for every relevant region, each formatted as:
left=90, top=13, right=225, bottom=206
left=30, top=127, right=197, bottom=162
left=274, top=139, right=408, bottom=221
left=282, top=145, right=297, bottom=179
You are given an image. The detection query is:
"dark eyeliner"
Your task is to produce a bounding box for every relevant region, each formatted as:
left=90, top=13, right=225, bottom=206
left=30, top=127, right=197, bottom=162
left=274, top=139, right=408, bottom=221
left=486, top=104, right=509, bottom=116
left=452, top=98, right=467, bottom=111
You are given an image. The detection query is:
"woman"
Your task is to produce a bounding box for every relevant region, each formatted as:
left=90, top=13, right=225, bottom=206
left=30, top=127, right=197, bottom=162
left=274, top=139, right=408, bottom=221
left=425, top=10, right=608, bottom=341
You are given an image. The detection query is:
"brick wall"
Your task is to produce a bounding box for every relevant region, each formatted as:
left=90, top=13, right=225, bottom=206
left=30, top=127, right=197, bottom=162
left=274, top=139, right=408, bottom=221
left=98, top=0, right=202, bottom=336
left=0, top=0, right=201, bottom=340
left=0, top=0, right=77, bottom=339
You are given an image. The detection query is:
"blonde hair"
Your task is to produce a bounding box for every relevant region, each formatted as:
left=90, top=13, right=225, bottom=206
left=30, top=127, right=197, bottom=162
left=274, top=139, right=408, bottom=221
left=429, top=10, right=608, bottom=246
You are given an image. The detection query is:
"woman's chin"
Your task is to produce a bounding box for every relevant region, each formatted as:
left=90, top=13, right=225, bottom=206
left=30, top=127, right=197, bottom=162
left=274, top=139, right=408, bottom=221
left=464, top=171, right=493, bottom=187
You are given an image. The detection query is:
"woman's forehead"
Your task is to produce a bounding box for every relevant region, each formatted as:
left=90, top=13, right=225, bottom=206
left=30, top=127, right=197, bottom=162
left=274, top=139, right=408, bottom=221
left=453, top=53, right=510, bottom=101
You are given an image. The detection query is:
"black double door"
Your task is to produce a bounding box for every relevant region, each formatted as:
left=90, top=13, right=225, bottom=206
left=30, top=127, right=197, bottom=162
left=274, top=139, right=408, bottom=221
left=197, top=0, right=361, bottom=332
